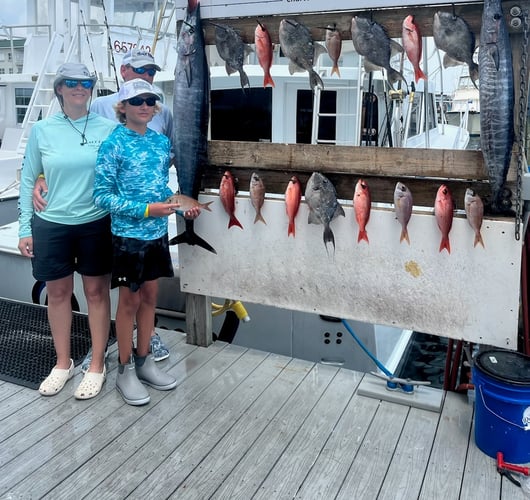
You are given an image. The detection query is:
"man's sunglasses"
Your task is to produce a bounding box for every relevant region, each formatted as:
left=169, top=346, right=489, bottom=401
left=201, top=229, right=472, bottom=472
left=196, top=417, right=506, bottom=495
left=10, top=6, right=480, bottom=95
left=131, top=66, right=157, bottom=77
left=127, top=96, right=158, bottom=107
left=63, top=79, right=94, bottom=89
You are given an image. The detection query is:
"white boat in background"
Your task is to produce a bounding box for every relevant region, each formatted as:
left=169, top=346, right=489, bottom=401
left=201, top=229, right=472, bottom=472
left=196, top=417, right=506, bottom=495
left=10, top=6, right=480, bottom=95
left=446, top=72, right=480, bottom=136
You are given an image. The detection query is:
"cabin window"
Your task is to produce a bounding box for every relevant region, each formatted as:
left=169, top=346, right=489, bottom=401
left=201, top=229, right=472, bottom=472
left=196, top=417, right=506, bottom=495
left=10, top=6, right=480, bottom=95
left=15, top=88, right=33, bottom=124
left=210, top=88, right=272, bottom=142
left=296, top=90, right=336, bottom=144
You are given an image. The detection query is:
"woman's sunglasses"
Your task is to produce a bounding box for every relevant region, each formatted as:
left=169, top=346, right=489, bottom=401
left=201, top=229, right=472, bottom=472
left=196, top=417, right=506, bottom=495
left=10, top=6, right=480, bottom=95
left=127, top=96, right=158, bottom=107
left=131, top=66, right=157, bottom=77
left=63, top=79, right=94, bottom=89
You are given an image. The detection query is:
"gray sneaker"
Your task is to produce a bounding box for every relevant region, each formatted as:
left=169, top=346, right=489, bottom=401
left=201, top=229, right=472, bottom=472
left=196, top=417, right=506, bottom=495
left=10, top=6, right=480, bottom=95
left=150, top=333, right=169, bottom=361
left=116, top=361, right=150, bottom=406
left=135, top=355, right=177, bottom=390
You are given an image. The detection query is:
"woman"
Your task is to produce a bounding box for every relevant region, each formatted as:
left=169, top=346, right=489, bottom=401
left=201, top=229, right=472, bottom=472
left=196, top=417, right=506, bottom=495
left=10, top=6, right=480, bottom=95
left=18, top=63, right=117, bottom=399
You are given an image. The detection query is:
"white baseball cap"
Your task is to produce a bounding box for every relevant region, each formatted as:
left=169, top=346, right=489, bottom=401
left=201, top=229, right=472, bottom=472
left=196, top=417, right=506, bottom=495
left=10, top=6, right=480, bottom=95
left=117, top=78, right=162, bottom=101
left=122, top=48, right=161, bottom=71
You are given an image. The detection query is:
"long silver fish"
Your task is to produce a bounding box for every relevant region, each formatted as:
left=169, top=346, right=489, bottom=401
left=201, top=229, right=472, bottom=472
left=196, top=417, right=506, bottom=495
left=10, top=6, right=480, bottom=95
left=214, top=23, right=252, bottom=90
left=351, top=16, right=406, bottom=86
left=172, top=0, right=216, bottom=253
left=433, top=11, right=479, bottom=88
left=305, top=172, right=345, bottom=253
left=279, top=19, right=326, bottom=91
left=479, top=0, right=514, bottom=214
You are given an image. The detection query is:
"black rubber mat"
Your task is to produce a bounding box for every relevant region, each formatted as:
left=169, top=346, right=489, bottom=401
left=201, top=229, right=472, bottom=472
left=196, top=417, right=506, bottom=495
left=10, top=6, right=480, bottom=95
left=0, top=298, right=115, bottom=389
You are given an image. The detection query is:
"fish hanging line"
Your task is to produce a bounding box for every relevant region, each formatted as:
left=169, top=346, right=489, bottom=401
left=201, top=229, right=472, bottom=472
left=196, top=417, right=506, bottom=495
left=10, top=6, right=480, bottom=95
left=100, top=0, right=120, bottom=91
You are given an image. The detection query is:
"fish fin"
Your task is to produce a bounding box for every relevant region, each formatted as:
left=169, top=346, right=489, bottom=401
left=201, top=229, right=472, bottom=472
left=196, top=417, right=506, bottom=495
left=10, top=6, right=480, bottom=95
left=488, top=44, right=500, bottom=71
left=400, top=229, right=410, bottom=245
left=439, top=237, right=451, bottom=253
left=288, top=220, right=296, bottom=237
left=309, top=70, right=324, bottom=91
left=314, top=42, right=328, bottom=59
left=170, top=223, right=217, bottom=255
left=388, top=68, right=407, bottom=87
left=240, top=70, right=250, bottom=89
left=263, top=73, right=275, bottom=88
left=244, top=44, right=254, bottom=56
left=357, top=230, right=369, bottom=244
left=442, top=53, right=464, bottom=69
left=254, top=213, right=267, bottom=224
left=323, top=225, right=335, bottom=253
left=363, top=59, right=382, bottom=73
left=333, top=204, right=346, bottom=220
left=229, top=215, right=244, bottom=229
left=307, top=211, right=320, bottom=225
left=474, top=233, right=485, bottom=248
left=201, top=201, right=214, bottom=212
left=390, top=39, right=404, bottom=55
left=288, top=60, right=304, bottom=75
left=331, top=65, right=341, bottom=78
left=225, top=62, right=237, bottom=76
left=414, top=67, right=427, bottom=83
left=469, top=63, right=479, bottom=89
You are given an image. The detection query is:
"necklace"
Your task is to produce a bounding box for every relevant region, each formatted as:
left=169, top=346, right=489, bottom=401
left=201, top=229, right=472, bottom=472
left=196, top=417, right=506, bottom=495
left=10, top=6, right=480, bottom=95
left=63, top=113, right=89, bottom=146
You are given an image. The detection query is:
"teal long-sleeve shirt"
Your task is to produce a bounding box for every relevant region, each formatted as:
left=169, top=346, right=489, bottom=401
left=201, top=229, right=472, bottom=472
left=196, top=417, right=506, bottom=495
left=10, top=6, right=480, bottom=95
left=18, top=112, right=117, bottom=238
left=94, top=125, right=173, bottom=241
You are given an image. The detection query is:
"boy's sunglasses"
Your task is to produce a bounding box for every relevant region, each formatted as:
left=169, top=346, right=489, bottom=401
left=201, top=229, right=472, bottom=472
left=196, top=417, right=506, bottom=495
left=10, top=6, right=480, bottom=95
left=127, top=96, right=158, bottom=107
left=131, top=66, right=157, bottom=77
left=63, top=79, right=94, bottom=89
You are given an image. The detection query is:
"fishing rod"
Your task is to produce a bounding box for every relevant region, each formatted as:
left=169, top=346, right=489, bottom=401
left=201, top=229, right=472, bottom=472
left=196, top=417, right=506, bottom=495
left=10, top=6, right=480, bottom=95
left=79, top=9, right=98, bottom=78
left=100, top=0, right=120, bottom=91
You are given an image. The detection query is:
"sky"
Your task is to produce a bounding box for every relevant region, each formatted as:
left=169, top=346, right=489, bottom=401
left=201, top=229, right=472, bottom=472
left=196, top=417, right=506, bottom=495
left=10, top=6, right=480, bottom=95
left=1, top=1, right=27, bottom=25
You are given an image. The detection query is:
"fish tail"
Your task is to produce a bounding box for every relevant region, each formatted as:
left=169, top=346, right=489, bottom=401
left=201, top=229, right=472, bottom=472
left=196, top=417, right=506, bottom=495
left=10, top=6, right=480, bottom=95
left=201, top=201, right=214, bottom=212
left=323, top=225, right=335, bottom=252
left=229, top=215, right=244, bottom=230
left=415, top=67, right=427, bottom=83
left=288, top=221, right=296, bottom=237
left=240, top=70, right=250, bottom=89
left=170, top=223, right=217, bottom=255
left=357, top=230, right=369, bottom=244
left=263, top=73, right=275, bottom=88
left=310, top=70, right=324, bottom=91
left=474, top=233, right=485, bottom=249
left=469, top=63, right=479, bottom=89
left=331, top=64, right=341, bottom=77
left=439, top=237, right=451, bottom=253
left=254, top=213, right=267, bottom=225
left=400, top=229, right=410, bottom=245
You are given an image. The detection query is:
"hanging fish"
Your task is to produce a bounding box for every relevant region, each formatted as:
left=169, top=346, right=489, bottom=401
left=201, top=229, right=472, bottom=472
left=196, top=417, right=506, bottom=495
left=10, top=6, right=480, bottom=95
left=434, top=184, right=454, bottom=253
left=325, top=23, right=342, bottom=78
left=394, top=181, right=413, bottom=244
left=305, top=172, right=345, bottom=254
left=464, top=188, right=485, bottom=248
left=279, top=18, right=327, bottom=91
left=285, top=175, right=302, bottom=237
left=255, top=20, right=275, bottom=88
left=353, top=179, right=371, bottom=244
left=402, top=15, right=427, bottom=83
left=219, top=170, right=243, bottom=229
left=213, top=23, right=253, bottom=90
left=250, top=172, right=266, bottom=224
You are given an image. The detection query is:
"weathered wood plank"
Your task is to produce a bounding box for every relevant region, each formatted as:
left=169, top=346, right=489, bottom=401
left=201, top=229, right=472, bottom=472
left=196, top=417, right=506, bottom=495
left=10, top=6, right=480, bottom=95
left=334, top=401, right=410, bottom=499
left=185, top=293, right=213, bottom=346
left=210, top=360, right=338, bottom=499
left=188, top=1, right=522, bottom=44
left=378, top=407, right=440, bottom=500
left=252, top=368, right=363, bottom=499
left=419, top=391, right=474, bottom=499
left=293, top=392, right=380, bottom=499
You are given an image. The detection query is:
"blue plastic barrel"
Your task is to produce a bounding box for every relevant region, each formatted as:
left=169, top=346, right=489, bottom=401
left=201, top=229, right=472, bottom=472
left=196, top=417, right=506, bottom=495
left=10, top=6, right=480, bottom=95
left=473, top=350, right=530, bottom=464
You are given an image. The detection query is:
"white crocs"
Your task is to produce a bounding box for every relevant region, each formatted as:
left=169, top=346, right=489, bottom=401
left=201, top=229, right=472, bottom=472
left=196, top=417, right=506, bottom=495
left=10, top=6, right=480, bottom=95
left=38, top=359, right=74, bottom=396
left=74, top=365, right=106, bottom=400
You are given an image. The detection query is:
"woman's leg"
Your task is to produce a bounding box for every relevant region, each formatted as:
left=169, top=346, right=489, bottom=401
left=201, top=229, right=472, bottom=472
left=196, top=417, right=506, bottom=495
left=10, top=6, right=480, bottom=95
left=46, top=275, right=74, bottom=369
left=82, top=273, right=111, bottom=373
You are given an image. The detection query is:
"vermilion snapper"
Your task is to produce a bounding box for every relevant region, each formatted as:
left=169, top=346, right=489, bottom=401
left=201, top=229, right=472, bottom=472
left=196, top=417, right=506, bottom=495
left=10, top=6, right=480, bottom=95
left=394, top=181, right=413, bottom=244
left=325, top=23, right=342, bottom=78
left=219, top=170, right=243, bottom=229
left=255, top=20, right=275, bottom=88
left=402, top=14, right=427, bottom=83
left=285, top=175, right=302, bottom=237
left=165, top=193, right=213, bottom=215
left=434, top=184, right=454, bottom=253
left=250, top=172, right=266, bottom=224
left=353, top=178, right=371, bottom=244
left=464, top=188, right=485, bottom=248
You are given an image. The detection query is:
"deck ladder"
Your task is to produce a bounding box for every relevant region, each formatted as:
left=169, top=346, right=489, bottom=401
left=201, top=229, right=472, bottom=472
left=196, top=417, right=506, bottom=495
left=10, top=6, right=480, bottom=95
left=16, top=30, right=81, bottom=156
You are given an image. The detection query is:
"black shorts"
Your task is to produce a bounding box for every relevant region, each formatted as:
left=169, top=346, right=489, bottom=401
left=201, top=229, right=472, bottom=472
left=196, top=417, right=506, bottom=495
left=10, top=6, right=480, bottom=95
left=31, top=215, right=112, bottom=281
left=111, top=234, right=174, bottom=292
